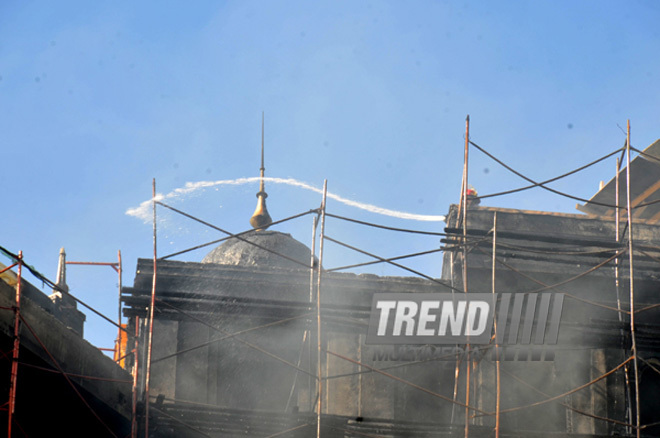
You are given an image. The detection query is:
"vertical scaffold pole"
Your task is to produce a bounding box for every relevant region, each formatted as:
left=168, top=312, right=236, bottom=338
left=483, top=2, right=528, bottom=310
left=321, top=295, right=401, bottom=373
left=131, top=316, right=139, bottom=438
left=308, top=215, right=319, bottom=411
left=144, top=178, right=158, bottom=437
left=615, top=157, right=633, bottom=435
left=117, top=250, right=123, bottom=362
left=316, top=180, right=327, bottom=438
left=625, top=121, right=641, bottom=438
left=462, top=115, right=470, bottom=438
left=450, top=249, right=460, bottom=425
left=7, top=251, right=23, bottom=438
left=491, top=213, right=500, bottom=438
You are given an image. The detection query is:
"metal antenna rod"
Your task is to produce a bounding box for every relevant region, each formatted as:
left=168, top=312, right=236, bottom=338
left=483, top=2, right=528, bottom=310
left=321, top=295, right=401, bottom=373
left=261, top=111, right=265, bottom=176
left=250, top=112, right=272, bottom=230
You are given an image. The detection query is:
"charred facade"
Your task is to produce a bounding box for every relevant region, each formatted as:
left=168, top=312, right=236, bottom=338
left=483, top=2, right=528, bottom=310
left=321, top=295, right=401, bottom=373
left=121, top=199, right=660, bottom=437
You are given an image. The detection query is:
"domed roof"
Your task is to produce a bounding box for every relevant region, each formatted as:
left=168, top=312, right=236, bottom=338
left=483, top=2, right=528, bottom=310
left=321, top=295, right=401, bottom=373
left=202, top=230, right=314, bottom=269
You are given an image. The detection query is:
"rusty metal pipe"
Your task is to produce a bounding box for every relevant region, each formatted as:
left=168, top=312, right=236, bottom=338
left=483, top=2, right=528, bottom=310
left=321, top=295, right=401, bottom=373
left=7, top=251, right=22, bottom=437
left=131, top=317, right=139, bottom=438
left=0, top=263, right=19, bottom=275
left=116, top=250, right=123, bottom=363
left=144, top=178, right=158, bottom=437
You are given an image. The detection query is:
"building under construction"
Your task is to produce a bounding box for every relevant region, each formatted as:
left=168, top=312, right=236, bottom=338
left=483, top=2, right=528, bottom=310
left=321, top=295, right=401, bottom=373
left=2, top=125, right=660, bottom=437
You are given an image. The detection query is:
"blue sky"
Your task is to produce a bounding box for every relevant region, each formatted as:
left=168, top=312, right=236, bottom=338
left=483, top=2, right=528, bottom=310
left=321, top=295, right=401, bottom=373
left=2, top=1, right=659, bottom=349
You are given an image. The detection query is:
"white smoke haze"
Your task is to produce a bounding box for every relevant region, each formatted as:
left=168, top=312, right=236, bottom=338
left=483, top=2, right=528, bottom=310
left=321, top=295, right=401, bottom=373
left=125, top=177, right=446, bottom=223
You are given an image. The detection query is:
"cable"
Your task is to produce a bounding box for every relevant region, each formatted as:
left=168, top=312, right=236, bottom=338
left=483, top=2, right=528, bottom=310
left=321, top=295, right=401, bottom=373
left=148, top=404, right=213, bottom=438
left=155, top=298, right=317, bottom=380
left=147, top=394, right=316, bottom=436
left=0, top=245, right=130, bottom=336
left=326, top=247, right=445, bottom=273
left=444, top=226, right=622, bottom=250
left=469, top=140, right=622, bottom=209
left=324, top=349, right=489, bottom=415
left=19, top=362, right=132, bottom=384
left=635, top=248, right=660, bottom=265
left=20, top=313, right=119, bottom=437
left=476, top=146, right=624, bottom=201
left=325, top=346, right=474, bottom=381
left=475, top=245, right=630, bottom=314
left=632, top=196, right=660, bottom=210
left=480, top=356, right=632, bottom=417
left=326, top=213, right=449, bottom=236
left=526, top=250, right=624, bottom=294
left=630, top=146, right=660, bottom=166
left=159, top=208, right=318, bottom=261
left=323, top=235, right=466, bottom=294
left=489, top=240, right=625, bottom=256
left=69, top=294, right=131, bottom=336
left=156, top=201, right=310, bottom=268
left=264, top=423, right=313, bottom=438
left=151, top=312, right=313, bottom=364
left=498, top=364, right=633, bottom=428
left=327, top=425, right=387, bottom=438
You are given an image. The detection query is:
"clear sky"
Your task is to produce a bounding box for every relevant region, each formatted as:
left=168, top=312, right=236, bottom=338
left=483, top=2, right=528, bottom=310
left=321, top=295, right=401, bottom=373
left=2, top=1, right=659, bottom=350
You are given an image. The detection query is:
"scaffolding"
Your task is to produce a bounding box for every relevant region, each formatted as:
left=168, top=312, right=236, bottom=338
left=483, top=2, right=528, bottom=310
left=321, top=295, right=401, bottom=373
left=0, top=245, right=133, bottom=437
left=2, top=118, right=659, bottom=437
left=122, top=118, right=659, bottom=437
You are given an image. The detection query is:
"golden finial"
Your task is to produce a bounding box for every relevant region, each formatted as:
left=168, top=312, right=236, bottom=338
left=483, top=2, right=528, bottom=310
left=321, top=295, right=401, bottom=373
left=250, top=112, right=272, bottom=230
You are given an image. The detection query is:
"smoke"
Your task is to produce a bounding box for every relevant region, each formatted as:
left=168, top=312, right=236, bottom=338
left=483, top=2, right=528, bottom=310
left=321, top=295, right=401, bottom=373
left=125, top=177, right=446, bottom=223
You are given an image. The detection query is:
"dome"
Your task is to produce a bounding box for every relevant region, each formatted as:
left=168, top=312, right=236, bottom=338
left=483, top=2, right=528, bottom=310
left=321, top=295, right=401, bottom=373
left=202, top=230, right=314, bottom=269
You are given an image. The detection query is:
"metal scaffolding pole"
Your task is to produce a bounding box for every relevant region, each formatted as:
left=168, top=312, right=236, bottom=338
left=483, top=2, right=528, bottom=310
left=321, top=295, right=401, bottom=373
left=286, top=214, right=319, bottom=413
left=316, top=180, right=327, bottom=438
left=7, top=251, right=22, bottom=438
left=131, top=315, right=140, bottom=438
left=491, top=213, right=500, bottom=438
left=615, top=156, right=633, bottom=435
left=625, top=121, right=641, bottom=438
left=462, top=115, right=471, bottom=438
left=144, top=178, right=158, bottom=437
left=450, top=250, right=460, bottom=425
left=66, top=257, right=123, bottom=360
left=309, top=215, right=319, bottom=411
left=117, top=251, right=123, bottom=362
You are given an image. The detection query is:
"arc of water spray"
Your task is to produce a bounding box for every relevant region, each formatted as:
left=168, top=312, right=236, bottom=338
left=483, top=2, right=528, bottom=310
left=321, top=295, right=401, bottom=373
left=125, top=177, right=446, bottom=222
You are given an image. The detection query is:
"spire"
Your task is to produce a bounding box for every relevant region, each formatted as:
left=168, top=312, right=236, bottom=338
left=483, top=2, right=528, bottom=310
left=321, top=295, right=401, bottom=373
left=249, top=112, right=272, bottom=230
left=53, top=247, right=69, bottom=294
